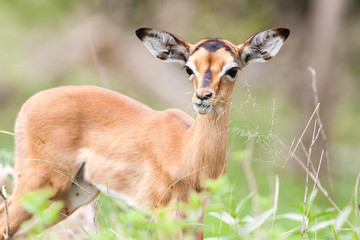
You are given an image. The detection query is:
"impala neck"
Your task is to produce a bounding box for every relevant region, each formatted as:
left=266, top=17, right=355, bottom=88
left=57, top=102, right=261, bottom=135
left=183, top=104, right=230, bottom=181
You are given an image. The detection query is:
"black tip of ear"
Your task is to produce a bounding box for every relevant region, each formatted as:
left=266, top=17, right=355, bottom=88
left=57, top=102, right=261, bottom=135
left=276, top=28, right=290, bottom=40
left=136, top=28, right=149, bottom=41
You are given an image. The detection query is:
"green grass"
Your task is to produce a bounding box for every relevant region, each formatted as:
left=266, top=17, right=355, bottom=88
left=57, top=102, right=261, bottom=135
left=2, top=82, right=360, bottom=239
left=9, top=171, right=358, bottom=239
left=1, top=1, right=360, bottom=239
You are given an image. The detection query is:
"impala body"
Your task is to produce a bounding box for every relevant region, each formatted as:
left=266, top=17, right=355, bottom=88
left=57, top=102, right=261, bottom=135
left=0, top=27, right=289, bottom=239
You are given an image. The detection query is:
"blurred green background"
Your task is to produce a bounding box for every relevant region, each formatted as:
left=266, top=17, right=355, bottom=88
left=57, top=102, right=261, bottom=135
left=1, top=0, right=360, bottom=238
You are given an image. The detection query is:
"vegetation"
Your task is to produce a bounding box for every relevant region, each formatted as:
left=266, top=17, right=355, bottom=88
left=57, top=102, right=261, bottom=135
left=1, top=0, right=360, bottom=239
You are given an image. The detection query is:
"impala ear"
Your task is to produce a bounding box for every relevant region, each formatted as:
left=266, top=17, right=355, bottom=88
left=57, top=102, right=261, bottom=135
left=238, top=28, right=290, bottom=67
left=136, top=28, right=192, bottom=64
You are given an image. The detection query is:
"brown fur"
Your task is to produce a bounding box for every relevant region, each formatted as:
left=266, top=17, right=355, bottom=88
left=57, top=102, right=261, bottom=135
left=0, top=27, right=289, bottom=239
left=0, top=85, right=230, bottom=238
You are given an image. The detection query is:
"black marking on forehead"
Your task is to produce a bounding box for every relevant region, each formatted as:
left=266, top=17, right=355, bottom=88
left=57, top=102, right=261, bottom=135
left=202, top=66, right=212, bottom=87
left=194, top=39, right=233, bottom=53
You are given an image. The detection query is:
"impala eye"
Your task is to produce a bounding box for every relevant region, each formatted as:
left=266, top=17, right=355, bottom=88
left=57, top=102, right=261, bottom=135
left=185, top=66, right=194, bottom=76
left=226, top=67, right=239, bottom=78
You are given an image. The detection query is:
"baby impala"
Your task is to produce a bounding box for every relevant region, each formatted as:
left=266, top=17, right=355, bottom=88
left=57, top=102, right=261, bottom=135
left=0, top=27, right=289, bottom=239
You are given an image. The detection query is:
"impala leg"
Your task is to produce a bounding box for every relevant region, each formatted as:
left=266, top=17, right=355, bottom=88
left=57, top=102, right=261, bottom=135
left=1, top=164, right=99, bottom=239
left=0, top=161, right=76, bottom=239
left=0, top=194, right=32, bottom=240
left=196, top=198, right=208, bottom=240
left=169, top=196, right=208, bottom=240
left=0, top=182, right=73, bottom=240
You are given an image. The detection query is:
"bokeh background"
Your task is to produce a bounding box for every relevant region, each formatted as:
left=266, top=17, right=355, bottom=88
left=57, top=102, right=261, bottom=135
left=0, top=0, right=360, bottom=237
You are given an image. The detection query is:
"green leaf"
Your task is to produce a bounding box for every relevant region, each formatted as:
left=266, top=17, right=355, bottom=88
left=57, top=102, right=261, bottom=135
left=334, top=206, right=352, bottom=230
left=276, top=213, right=303, bottom=222
left=331, top=225, right=339, bottom=240
left=238, top=208, right=273, bottom=236
left=204, top=177, right=228, bottom=194
left=189, top=194, right=202, bottom=208
left=235, top=192, right=253, bottom=215
left=208, top=211, right=238, bottom=225
left=21, top=189, right=54, bottom=214
left=309, top=219, right=334, bottom=232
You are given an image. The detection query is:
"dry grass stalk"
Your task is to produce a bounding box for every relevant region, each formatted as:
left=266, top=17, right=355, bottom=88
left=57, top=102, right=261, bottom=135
left=306, top=150, right=324, bottom=220
left=271, top=175, right=279, bottom=231
left=281, top=226, right=300, bottom=238
left=284, top=103, right=320, bottom=167
left=286, top=68, right=344, bottom=238
left=301, top=119, right=318, bottom=236
left=308, top=67, right=334, bottom=200
left=299, top=142, right=317, bottom=178
left=276, top=136, right=359, bottom=239
left=301, top=110, right=322, bottom=236
left=354, top=173, right=360, bottom=224
left=0, top=186, right=10, bottom=240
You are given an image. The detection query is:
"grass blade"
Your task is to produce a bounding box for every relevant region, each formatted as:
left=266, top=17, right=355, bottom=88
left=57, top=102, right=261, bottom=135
left=238, top=208, right=273, bottom=236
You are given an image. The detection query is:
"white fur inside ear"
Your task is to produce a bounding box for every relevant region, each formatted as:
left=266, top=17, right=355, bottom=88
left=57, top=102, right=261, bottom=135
left=142, top=29, right=189, bottom=63
left=239, top=29, right=285, bottom=65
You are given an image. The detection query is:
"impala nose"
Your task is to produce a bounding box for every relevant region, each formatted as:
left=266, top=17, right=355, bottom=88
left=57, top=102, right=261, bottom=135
left=193, top=90, right=214, bottom=114
left=196, top=92, right=212, bottom=100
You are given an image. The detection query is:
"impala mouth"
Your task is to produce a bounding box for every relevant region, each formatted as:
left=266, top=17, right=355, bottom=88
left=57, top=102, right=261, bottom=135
left=193, top=102, right=213, bottom=114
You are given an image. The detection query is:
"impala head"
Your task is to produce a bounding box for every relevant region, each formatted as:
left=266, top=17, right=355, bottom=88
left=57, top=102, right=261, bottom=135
left=136, top=27, right=289, bottom=114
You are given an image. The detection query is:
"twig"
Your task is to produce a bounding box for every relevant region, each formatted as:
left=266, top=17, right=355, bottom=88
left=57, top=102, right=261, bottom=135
left=0, top=186, right=10, bottom=239
left=301, top=113, right=321, bottom=236
left=306, top=150, right=324, bottom=220
left=284, top=103, right=320, bottom=167
left=308, top=67, right=334, bottom=200
left=301, top=108, right=322, bottom=236
left=299, top=142, right=317, bottom=177
left=281, top=226, right=300, bottom=238
left=276, top=136, right=360, bottom=239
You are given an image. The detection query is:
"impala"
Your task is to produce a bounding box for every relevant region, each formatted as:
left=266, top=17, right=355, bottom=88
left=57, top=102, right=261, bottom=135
left=0, top=27, right=289, bottom=239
